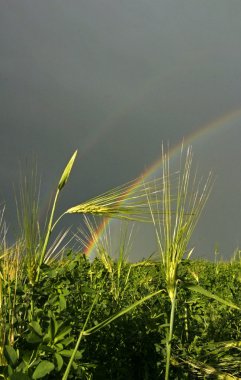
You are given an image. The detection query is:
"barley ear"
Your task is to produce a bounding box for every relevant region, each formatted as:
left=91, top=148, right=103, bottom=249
left=58, top=150, right=77, bottom=191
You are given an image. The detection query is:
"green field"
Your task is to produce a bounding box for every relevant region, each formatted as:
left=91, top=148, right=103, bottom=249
left=1, top=149, right=241, bottom=379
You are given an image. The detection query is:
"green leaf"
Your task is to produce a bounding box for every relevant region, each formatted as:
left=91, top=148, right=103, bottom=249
left=46, top=317, right=55, bottom=342
left=61, top=336, right=75, bottom=347
left=187, top=284, right=241, bottom=310
left=54, top=353, right=64, bottom=372
left=42, top=333, right=51, bottom=344
left=58, top=150, right=77, bottom=191
left=59, top=350, right=83, bottom=359
left=4, top=345, right=18, bottom=368
left=59, top=294, right=66, bottom=311
left=58, top=349, right=72, bottom=358
left=8, top=365, right=13, bottom=376
left=32, top=361, right=55, bottom=379
left=55, top=343, right=63, bottom=351
left=26, top=331, right=43, bottom=344
left=45, top=318, right=65, bottom=343
left=55, top=319, right=64, bottom=335
left=54, top=326, right=72, bottom=343
left=48, top=294, right=59, bottom=306
left=29, top=321, right=43, bottom=337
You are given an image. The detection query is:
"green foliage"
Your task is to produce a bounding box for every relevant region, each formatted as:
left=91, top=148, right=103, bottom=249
left=1, top=251, right=241, bottom=379
left=2, top=148, right=241, bottom=380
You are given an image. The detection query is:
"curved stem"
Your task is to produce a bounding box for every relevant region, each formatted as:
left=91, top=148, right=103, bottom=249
left=51, top=211, right=66, bottom=232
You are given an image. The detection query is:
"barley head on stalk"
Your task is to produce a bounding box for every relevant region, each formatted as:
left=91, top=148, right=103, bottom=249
left=147, top=145, right=213, bottom=380
left=35, top=150, right=176, bottom=283
left=149, top=146, right=213, bottom=300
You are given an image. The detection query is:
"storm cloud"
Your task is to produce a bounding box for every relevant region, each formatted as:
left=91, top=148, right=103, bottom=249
left=1, top=0, right=241, bottom=259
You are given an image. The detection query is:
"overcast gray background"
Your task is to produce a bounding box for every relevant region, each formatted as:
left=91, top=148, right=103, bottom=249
left=1, top=0, right=241, bottom=260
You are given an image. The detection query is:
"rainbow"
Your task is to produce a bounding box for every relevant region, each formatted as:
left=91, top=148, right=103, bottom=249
left=85, top=106, right=241, bottom=258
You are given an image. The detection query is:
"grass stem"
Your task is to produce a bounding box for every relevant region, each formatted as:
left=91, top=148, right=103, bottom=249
left=165, top=284, right=177, bottom=380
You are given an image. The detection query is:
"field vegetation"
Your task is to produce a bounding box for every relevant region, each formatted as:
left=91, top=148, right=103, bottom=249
left=1, top=147, right=241, bottom=379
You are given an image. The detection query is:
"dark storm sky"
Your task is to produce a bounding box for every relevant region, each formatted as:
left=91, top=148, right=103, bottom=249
left=1, top=0, right=241, bottom=260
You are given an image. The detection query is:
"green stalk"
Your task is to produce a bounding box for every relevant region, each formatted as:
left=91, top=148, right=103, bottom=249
left=35, top=149, right=78, bottom=283
left=35, top=188, right=59, bottom=283
left=62, top=292, right=98, bottom=380
left=165, top=284, right=177, bottom=380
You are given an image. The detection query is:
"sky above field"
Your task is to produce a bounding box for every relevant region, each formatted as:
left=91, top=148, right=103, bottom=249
left=1, top=0, right=241, bottom=260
